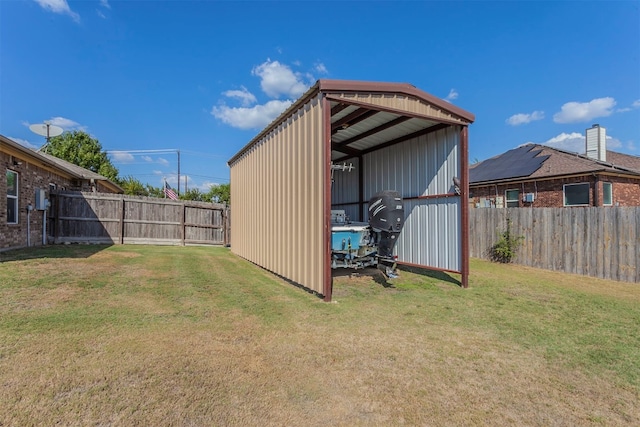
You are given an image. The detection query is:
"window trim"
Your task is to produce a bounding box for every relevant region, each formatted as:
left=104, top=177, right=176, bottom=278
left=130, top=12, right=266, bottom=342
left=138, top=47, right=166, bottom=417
left=6, top=169, right=18, bottom=224
left=563, top=182, right=590, bottom=207
left=602, top=182, right=613, bottom=206
left=505, top=189, right=519, bottom=208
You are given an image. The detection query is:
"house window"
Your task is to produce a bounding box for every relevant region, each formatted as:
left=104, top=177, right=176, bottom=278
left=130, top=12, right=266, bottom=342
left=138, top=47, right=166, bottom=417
left=602, top=182, right=612, bottom=206
left=564, top=183, right=590, bottom=206
left=505, top=189, right=519, bottom=208
left=6, top=170, right=18, bottom=224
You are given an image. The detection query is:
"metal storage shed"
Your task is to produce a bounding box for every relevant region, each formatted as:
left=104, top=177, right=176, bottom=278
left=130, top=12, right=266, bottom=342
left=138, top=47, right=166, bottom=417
left=228, top=80, right=475, bottom=301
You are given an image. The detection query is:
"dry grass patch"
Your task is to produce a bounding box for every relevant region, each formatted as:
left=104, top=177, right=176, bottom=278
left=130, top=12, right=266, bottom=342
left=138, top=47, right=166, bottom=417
left=1, top=245, right=639, bottom=426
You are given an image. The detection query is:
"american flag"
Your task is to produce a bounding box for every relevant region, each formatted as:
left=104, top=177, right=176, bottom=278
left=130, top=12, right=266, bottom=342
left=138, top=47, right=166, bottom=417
left=164, top=180, right=178, bottom=200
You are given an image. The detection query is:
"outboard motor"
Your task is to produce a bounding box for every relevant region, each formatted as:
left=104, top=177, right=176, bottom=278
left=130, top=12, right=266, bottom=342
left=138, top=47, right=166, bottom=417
left=368, top=191, right=405, bottom=267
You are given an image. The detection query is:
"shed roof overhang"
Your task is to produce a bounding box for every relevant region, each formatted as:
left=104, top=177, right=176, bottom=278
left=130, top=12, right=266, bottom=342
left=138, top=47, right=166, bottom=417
left=228, top=79, right=475, bottom=166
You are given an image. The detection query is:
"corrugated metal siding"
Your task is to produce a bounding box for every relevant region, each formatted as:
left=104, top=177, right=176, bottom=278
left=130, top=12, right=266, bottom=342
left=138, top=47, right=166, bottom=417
left=362, top=127, right=460, bottom=199
left=358, top=126, right=462, bottom=272
left=331, top=157, right=360, bottom=203
left=397, top=199, right=461, bottom=271
left=331, top=156, right=360, bottom=221
left=230, top=94, right=326, bottom=294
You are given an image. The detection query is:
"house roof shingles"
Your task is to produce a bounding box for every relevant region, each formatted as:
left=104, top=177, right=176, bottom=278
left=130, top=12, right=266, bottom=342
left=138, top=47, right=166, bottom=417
left=470, top=143, right=640, bottom=185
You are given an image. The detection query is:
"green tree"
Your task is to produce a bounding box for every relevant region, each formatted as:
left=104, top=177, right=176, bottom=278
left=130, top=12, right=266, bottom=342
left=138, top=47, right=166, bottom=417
left=119, top=176, right=149, bottom=196
left=146, top=184, right=164, bottom=198
left=44, top=130, right=119, bottom=181
left=179, top=188, right=205, bottom=201
left=206, top=183, right=230, bottom=205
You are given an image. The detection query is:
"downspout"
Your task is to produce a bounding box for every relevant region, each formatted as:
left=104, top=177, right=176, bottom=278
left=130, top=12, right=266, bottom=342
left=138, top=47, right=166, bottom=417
left=460, top=126, right=470, bottom=289
left=322, top=94, right=333, bottom=302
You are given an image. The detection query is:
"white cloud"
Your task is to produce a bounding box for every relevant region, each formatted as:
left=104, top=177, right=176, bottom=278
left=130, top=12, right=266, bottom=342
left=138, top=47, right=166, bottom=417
left=222, top=86, right=257, bottom=107
left=97, top=10, right=106, bottom=19
left=506, top=110, right=545, bottom=126
left=142, top=156, right=153, bottom=162
left=34, top=0, right=80, bottom=22
left=157, top=157, right=169, bottom=166
left=8, top=137, right=39, bottom=150
left=212, top=100, right=293, bottom=130
left=110, top=151, right=135, bottom=163
left=633, top=100, right=640, bottom=108
left=553, top=97, right=616, bottom=124
left=48, top=116, right=84, bottom=131
left=315, top=62, right=328, bottom=75
left=251, top=59, right=311, bottom=98
left=606, top=135, right=623, bottom=150
left=444, top=89, right=458, bottom=102
left=99, top=0, right=110, bottom=9
left=213, top=59, right=319, bottom=129
left=540, top=131, right=622, bottom=153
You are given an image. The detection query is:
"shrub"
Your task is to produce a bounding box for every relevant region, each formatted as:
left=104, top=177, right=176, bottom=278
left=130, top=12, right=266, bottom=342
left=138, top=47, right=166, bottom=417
left=490, top=218, right=524, bottom=263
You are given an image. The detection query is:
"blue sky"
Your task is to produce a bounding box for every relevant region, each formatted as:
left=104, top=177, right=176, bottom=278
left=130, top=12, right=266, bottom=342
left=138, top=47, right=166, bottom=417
left=1, top=0, right=639, bottom=191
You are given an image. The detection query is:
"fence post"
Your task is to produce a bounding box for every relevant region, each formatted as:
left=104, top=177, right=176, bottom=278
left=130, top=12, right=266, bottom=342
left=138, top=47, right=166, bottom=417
left=120, top=196, right=125, bottom=245
left=224, top=206, right=230, bottom=247
left=181, top=202, right=186, bottom=246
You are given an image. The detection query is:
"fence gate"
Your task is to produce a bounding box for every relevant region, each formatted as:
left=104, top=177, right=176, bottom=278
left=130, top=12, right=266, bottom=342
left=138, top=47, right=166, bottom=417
left=49, top=191, right=229, bottom=246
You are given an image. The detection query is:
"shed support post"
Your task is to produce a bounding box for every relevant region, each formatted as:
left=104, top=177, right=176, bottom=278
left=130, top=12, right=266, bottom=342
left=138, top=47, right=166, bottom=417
left=460, top=126, right=470, bottom=288
left=323, top=95, right=333, bottom=302
left=358, top=155, right=364, bottom=222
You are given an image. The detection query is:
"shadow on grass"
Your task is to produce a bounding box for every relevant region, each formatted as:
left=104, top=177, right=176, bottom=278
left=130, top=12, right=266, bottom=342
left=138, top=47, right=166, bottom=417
left=0, top=244, right=113, bottom=263
left=332, top=267, right=395, bottom=288
left=397, top=264, right=462, bottom=287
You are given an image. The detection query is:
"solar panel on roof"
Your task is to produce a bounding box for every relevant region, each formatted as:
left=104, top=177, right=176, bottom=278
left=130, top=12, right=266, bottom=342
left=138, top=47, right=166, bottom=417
left=470, top=145, right=549, bottom=183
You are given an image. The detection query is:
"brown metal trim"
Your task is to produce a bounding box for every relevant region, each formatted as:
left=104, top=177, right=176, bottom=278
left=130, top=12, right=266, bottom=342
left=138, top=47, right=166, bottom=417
left=330, top=102, right=350, bottom=116
left=332, top=144, right=362, bottom=157
left=358, top=155, right=364, bottom=222
left=360, top=123, right=450, bottom=156
left=411, top=193, right=459, bottom=200
left=323, top=95, right=333, bottom=302
left=460, top=126, right=470, bottom=289
left=318, top=79, right=475, bottom=122
left=334, top=116, right=412, bottom=148
left=333, top=123, right=451, bottom=163
left=333, top=193, right=460, bottom=204
left=324, top=94, right=471, bottom=127
left=331, top=108, right=379, bottom=134
left=229, top=79, right=474, bottom=166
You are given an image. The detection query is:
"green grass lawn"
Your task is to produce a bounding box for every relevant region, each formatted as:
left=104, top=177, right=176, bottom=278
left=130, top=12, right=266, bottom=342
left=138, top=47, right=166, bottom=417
left=1, top=244, right=638, bottom=426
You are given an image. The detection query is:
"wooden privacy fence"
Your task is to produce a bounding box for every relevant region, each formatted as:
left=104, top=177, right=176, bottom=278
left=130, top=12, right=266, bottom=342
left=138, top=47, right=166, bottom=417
left=469, top=207, right=639, bottom=283
left=49, top=191, right=230, bottom=246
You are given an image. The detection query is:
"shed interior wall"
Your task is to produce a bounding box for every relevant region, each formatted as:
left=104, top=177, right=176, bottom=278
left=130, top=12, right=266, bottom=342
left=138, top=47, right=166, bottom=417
left=331, top=126, right=462, bottom=272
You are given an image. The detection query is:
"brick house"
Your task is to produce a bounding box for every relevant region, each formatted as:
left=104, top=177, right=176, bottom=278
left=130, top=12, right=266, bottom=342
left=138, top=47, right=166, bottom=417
left=2, top=134, right=122, bottom=250
left=469, top=134, right=640, bottom=208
